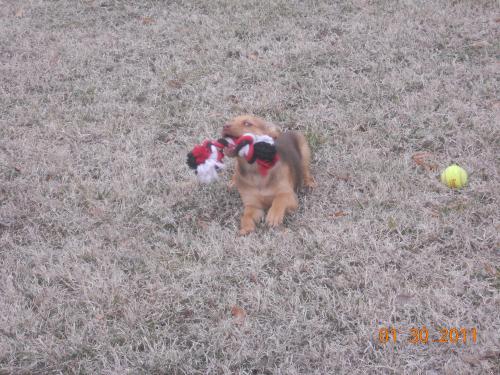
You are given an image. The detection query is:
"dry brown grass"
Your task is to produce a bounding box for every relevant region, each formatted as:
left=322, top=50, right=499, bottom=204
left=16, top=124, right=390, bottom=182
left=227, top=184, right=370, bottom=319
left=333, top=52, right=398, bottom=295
left=1, top=1, right=499, bottom=374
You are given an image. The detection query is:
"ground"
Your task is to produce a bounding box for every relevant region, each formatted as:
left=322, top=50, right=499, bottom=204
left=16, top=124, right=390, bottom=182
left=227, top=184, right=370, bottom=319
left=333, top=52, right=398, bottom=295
left=0, top=0, right=499, bottom=374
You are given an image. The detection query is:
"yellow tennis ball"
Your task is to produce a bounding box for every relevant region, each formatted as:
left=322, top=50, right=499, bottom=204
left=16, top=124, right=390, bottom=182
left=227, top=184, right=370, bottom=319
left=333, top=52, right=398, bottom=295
left=440, top=165, right=468, bottom=189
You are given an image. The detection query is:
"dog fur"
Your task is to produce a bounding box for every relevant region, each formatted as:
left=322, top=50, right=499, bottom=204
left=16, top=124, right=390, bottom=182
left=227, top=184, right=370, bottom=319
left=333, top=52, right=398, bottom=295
left=222, top=115, right=315, bottom=235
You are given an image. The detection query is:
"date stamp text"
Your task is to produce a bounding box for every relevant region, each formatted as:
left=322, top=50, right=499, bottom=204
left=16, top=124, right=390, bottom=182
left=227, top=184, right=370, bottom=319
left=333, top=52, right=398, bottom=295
left=378, top=326, right=477, bottom=345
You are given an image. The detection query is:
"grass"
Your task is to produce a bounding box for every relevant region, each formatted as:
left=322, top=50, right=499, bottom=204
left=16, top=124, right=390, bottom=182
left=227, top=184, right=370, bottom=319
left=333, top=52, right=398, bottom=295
left=1, top=0, right=499, bottom=374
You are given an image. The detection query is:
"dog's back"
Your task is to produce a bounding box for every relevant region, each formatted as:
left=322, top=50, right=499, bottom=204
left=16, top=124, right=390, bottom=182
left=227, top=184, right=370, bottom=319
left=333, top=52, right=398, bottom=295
left=275, top=132, right=304, bottom=190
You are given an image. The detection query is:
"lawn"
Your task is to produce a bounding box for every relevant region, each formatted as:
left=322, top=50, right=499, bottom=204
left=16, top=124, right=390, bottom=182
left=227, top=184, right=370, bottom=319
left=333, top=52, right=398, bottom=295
left=0, top=0, right=498, bottom=374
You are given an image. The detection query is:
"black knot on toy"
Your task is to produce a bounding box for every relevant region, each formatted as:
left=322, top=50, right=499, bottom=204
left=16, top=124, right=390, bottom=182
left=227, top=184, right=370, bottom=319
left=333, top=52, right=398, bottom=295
left=249, top=142, right=277, bottom=164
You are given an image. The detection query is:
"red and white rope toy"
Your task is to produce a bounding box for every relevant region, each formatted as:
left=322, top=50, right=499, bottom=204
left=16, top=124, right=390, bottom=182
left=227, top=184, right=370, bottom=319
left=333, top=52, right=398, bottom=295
left=187, top=133, right=279, bottom=184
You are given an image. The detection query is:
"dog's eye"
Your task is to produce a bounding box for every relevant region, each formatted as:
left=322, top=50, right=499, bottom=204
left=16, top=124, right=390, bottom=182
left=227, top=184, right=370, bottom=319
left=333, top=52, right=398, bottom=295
left=243, top=121, right=253, bottom=127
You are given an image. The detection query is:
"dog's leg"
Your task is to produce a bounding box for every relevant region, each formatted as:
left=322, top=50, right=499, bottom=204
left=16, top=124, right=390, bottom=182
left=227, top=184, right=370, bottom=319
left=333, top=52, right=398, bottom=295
left=239, top=206, right=264, bottom=235
left=266, top=192, right=298, bottom=227
left=296, top=133, right=316, bottom=188
left=227, top=173, right=237, bottom=190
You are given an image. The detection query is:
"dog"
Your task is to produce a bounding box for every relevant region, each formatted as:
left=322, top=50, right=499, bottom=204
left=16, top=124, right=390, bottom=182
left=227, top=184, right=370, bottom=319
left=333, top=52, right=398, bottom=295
left=222, top=115, right=315, bottom=235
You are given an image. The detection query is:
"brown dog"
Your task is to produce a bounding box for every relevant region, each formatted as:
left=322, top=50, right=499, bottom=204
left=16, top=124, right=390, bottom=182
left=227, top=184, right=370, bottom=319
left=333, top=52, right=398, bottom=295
left=222, top=115, right=315, bottom=235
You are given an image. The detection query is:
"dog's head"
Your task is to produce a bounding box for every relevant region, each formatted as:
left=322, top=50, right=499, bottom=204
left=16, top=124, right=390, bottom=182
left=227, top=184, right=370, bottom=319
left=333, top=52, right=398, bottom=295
left=222, top=115, right=281, bottom=140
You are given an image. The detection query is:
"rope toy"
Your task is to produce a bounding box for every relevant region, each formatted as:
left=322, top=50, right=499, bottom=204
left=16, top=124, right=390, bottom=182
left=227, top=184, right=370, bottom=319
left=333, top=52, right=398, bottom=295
left=186, top=133, right=279, bottom=184
left=186, top=138, right=231, bottom=184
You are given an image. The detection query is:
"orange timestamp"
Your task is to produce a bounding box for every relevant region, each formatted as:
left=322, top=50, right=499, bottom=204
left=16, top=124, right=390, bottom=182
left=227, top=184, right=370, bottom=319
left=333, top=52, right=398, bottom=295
left=378, top=326, right=477, bottom=345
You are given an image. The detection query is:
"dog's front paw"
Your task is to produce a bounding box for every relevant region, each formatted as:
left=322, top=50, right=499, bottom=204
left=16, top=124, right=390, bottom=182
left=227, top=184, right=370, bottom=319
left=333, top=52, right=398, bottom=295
left=265, top=209, right=284, bottom=227
left=304, top=176, right=317, bottom=189
left=238, top=226, right=255, bottom=236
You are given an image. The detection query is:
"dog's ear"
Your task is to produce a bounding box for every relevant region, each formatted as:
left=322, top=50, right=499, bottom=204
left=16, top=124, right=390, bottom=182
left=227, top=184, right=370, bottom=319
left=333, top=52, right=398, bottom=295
left=265, top=121, right=281, bottom=139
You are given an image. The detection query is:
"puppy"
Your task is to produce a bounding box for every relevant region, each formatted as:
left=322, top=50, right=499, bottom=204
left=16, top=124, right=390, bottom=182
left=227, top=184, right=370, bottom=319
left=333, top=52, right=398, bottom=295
left=222, top=115, right=315, bottom=235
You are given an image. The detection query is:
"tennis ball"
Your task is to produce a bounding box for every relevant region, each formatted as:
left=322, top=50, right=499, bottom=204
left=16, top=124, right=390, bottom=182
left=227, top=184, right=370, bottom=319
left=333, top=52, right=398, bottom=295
left=440, top=165, right=468, bottom=189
